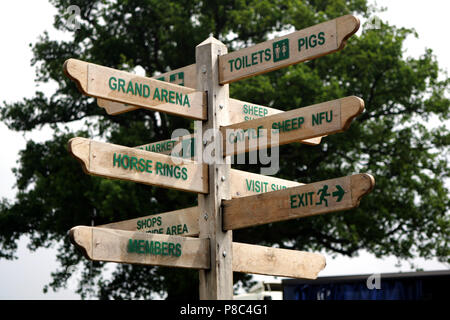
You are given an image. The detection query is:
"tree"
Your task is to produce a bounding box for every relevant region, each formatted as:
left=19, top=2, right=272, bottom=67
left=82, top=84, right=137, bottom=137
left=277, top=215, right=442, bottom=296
left=0, top=0, right=448, bottom=299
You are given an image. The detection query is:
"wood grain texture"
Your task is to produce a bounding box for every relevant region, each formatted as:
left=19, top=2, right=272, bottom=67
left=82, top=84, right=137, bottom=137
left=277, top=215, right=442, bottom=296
left=229, top=169, right=303, bottom=198
left=96, top=64, right=196, bottom=115
left=222, top=96, right=364, bottom=156
left=223, top=173, right=375, bottom=230
left=218, top=15, right=359, bottom=84
left=228, top=98, right=323, bottom=145
left=69, top=226, right=210, bottom=269
left=68, top=137, right=208, bottom=194
left=232, top=242, right=326, bottom=279
left=196, top=37, right=234, bottom=300
left=135, top=134, right=194, bottom=157
left=98, top=206, right=200, bottom=236
left=64, top=58, right=206, bottom=120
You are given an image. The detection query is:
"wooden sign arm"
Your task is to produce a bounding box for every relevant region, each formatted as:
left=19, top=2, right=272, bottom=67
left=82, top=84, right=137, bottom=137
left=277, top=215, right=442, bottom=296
left=349, top=172, right=376, bottom=207
left=68, top=137, right=90, bottom=174
left=64, top=58, right=88, bottom=94
left=69, top=225, right=93, bottom=261
left=340, top=96, right=365, bottom=131
left=336, top=15, right=360, bottom=50
left=222, top=173, right=375, bottom=231
left=232, top=242, right=326, bottom=279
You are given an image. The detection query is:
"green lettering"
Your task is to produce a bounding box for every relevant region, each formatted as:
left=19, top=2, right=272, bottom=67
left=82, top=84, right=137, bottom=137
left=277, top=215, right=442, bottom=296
left=143, top=84, right=150, bottom=97
left=113, top=153, right=121, bottom=167
left=235, top=57, right=242, bottom=70
left=182, top=167, right=188, bottom=180
left=318, top=31, right=325, bottom=45
left=309, top=34, right=317, bottom=48
left=156, top=161, right=163, bottom=175
left=290, top=195, right=297, bottom=208
left=118, top=78, right=126, bottom=93
left=312, top=113, right=320, bottom=126
left=121, top=154, right=130, bottom=169
left=161, top=89, right=168, bottom=102
left=246, top=179, right=252, bottom=191
left=135, top=82, right=142, bottom=96
left=130, top=156, right=138, bottom=171
left=154, top=241, right=161, bottom=255
left=109, top=76, right=117, bottom=90
left=162, top=242, right=168, bottom=256
left=137, top=240, right=144, bottom=253
left=145, top=160, right=153, bottom=173
left=175, top=243, right=182, bottom=257
left=169, top=90, right=175, bottom=104
left=138, top=158, right=146, bottom=172
left=168, top=242, right=175, bottom=256
left=228, top=59, right=234, bottom=72
left=153, top=87, right=161, bottom=101
left=126, top=81, right=134, bottom=95
left=176, top=92, right=183, bottom=105
left=144, top=240, right=151, bottom=254
left=183, top=94, right=190, bottom=107
left=264, top=48, right=271, bottom=61
left=251, top=52, right=257, bottom=65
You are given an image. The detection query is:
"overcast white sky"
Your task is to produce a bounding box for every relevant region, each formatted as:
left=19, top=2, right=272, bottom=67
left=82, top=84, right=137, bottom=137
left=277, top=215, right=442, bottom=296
left=0, top=0, right=448, bottom=299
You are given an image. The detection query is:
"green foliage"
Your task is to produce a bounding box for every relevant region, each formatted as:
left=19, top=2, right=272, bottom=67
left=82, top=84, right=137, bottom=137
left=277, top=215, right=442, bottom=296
left=0, top=0, right=448, bottom=299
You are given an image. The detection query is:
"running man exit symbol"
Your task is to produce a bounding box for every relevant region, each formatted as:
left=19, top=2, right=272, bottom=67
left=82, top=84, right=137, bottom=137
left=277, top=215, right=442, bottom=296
left=273, top=39, right=289, bottom=62
left=316, top=184, right=346, bottom=207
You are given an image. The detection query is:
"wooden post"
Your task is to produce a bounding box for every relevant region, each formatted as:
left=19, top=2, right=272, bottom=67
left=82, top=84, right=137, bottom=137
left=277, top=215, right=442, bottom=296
left=196, top=37, right=233, bottom=300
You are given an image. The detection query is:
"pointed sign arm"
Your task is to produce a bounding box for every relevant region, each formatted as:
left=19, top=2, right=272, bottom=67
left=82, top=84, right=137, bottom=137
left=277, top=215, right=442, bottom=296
left=218, top=14, right=360, bottom=84
left=222, top=96, right=364, bottom=156
left=63, top=58, right=206, bottom=120
left=69, top=226, right=210, bottom=269
left=223, top=173, right=375, bottom=231
left=68, top=137, right=208, bottom=194
left=69, top=226, right=325, bottom=279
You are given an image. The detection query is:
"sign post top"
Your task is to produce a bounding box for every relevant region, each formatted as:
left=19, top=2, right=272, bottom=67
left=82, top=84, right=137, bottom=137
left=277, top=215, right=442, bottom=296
left=218, top=14, right=360, bottom=84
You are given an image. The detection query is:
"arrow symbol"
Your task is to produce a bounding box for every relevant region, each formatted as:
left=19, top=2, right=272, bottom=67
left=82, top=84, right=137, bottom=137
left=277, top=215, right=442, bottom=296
left=332, top=185, right=345, bottom=202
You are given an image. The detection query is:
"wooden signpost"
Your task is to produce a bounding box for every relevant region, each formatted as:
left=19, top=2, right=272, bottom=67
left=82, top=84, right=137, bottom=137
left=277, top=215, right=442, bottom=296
left=65, top=14, right=374, bottom=300
left=68, top=137, right=208, bottom=194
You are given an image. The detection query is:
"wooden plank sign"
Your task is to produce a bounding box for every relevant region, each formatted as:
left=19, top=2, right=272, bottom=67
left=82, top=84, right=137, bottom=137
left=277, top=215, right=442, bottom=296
left=69, top=226, right=210, bottom=269
left=63, top=59, right=206, bottom=120
left=219, top=15, right=359, bottom=84
left=229, top=169, right=303, bottom=198
left=68, top=137, right=208, bottom=194
left=222, top=96, right=364, bottom=156
left=228, top=98, right=323, bottom=145
left=97, top=64, right=197, bottom=115
left=223, top=173, right=375, bottom=230
left=154, top=64, right=197, bottom=88
left=70, top=226, right=325, bottom=279
left=232, top=243, right=325, bottom=279
left=99, top=206, right=199, bottom=237
left=135, top=134, right=195, bottom=158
